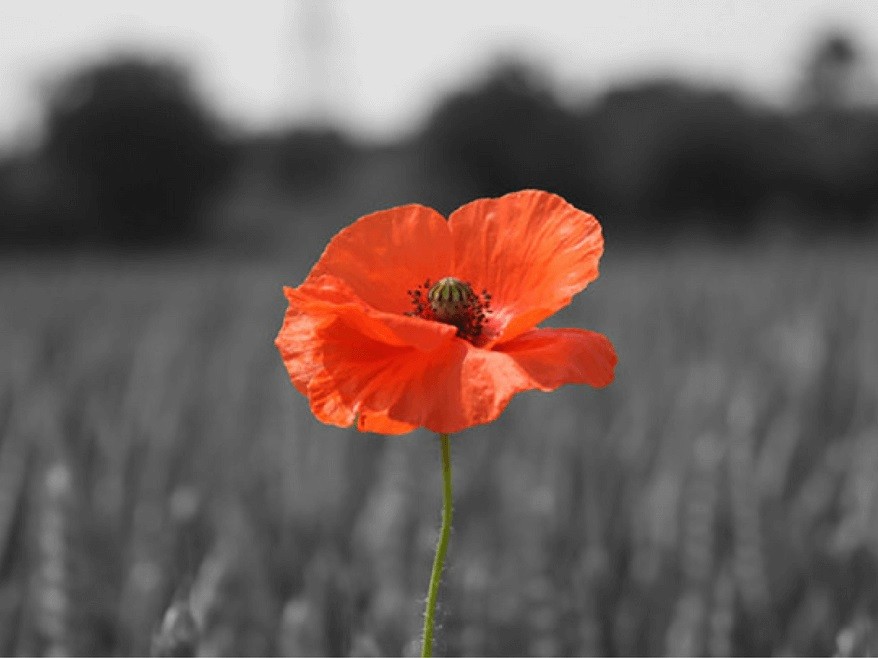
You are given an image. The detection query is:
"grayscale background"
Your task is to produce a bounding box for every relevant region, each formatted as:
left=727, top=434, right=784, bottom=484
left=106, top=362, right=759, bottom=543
left=1, top=1, right=877, bottom=655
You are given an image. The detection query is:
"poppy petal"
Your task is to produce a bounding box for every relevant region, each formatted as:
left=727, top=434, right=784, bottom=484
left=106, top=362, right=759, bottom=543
left=283, top=275, right=457, bottom=351
left=275, top=298, right=331, bottom=397
left=275, top=191, right=616, bottom=436
left=448, top=190, right=604, bottom=345
left=288, top=312, right=615, bottom=434
left=357, top=411, right=419, bottom=435
left=385, top=345, right=538, bottom=433
left=292, top=294, right=533, bottom=434
left=303, top=324, right=434, bottom=430
left=497, top=327, right=617, bottom=388
left=308, top=204, right=453, bottom=314
left=275, top=276, right=457, bottom=420
left=306, top=323, right=543, bottom=434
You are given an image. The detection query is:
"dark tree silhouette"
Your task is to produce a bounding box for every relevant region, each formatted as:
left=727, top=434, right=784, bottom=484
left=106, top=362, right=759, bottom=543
left=43, top=55, right=230, bottom=245
left=586, top=82, right=794, bottom=234
left=793, top=31, right=878, bottom=227
left=421, top=61, right=595, bottom=213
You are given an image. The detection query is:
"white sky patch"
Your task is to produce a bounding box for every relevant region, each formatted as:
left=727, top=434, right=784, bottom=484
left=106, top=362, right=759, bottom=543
left=0, top=0, right=876, bottom=148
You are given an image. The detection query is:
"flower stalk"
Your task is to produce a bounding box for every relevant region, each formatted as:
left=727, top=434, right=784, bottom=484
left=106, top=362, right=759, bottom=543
left=421, top=432, right=453, bottom=657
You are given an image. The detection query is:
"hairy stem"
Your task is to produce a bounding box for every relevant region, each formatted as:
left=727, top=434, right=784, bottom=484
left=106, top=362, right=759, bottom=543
left=421, top=433, right=452, bottom=657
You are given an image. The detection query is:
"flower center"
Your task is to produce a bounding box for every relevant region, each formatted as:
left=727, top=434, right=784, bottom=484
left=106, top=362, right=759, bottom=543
left=406, top=276, right=492, bottom=343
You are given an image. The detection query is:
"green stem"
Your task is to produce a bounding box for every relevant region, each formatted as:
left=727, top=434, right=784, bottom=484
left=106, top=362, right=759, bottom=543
left=421, top=432, right=452, bottom=658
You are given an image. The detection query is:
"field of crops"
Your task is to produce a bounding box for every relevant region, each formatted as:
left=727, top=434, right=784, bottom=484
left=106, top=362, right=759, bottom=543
left=1, top=238, right=877, bottom=656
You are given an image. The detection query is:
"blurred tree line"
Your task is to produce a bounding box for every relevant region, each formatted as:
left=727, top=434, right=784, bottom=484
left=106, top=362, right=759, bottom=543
left=1, top=31, right=877, bottom=248
left=422, top=31, right=878, bottom=238
left=0, top=57, right=232, bottom=246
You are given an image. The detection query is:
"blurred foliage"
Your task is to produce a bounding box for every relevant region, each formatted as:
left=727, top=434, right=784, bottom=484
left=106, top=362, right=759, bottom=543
left=45, top=56, right=232, bottom=244
left=1, top=56, right=231, bottom=246
left=793, top=109, right=878, bottom=224
left=419, top=48, right=878, bottom=237
left=583, top=81, right=791, bottom=234
left=420, top=62, right=594, bottom=213
left=2, top=31, right=878, bottom=248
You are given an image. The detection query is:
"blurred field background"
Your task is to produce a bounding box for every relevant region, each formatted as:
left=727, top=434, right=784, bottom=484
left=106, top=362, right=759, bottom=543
left=2, top=2, right=878, bottom=656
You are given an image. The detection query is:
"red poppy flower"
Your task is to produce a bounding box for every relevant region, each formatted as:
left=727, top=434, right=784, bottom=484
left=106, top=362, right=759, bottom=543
left=275, top=190, right=617, bottom=435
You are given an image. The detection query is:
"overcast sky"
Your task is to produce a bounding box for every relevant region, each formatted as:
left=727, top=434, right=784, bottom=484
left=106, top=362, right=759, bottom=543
left=1, top=0, right=877, bottom=148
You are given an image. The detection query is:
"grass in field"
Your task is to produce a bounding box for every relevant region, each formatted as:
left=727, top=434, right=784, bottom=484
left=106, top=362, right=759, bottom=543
left=0, top=239, right=877, bottom=655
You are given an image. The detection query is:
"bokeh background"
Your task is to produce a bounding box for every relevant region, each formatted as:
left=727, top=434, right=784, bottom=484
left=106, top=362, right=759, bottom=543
left=2, top=1, right=878, bottom=655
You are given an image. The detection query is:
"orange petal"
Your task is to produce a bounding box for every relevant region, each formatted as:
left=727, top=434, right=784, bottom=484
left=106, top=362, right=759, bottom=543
left=275, top=276, right=456, bottom=421
left=448, top=190, right=604, bottom=345
left=289, top=314, right=615, bottom=434
left=275, top=290, right=336, bottom=397
left=306, top=321, right=544, bottom=433
left=303, top=323, right=433, bottom=430
left=283, top=275, right=457, bottom=351
left=309, top=204, right=453, bottom=314
left=496, top=327, right=617, bottom=388
left=357, top=412, right=418, bottom=435
left=384, top=345, right=539, bottom=433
